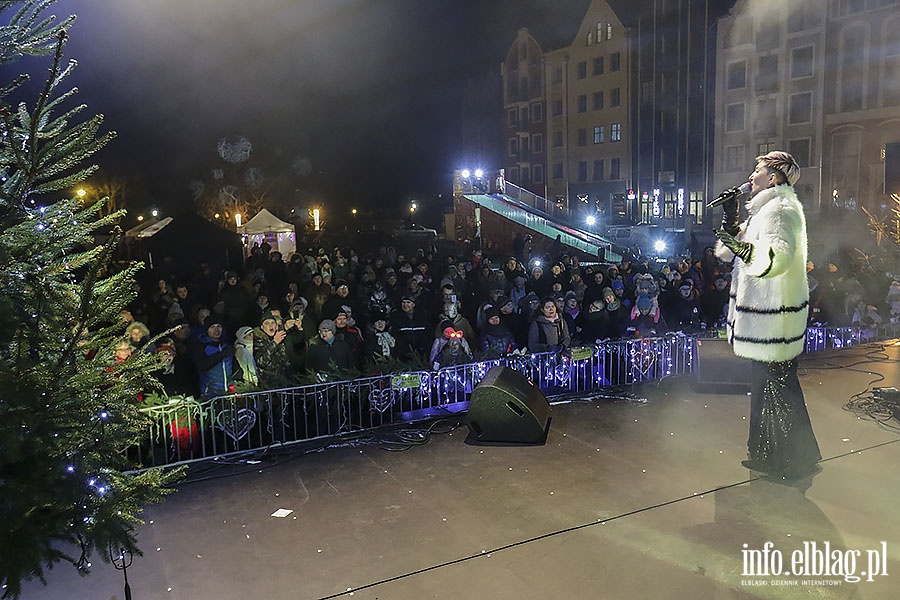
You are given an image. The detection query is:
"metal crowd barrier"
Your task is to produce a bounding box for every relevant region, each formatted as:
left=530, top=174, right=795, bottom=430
left=131, top=326, right=895, bottom=469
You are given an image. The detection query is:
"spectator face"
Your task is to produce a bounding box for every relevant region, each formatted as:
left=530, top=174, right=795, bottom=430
left=261, top=318, right=277, bottom=336
left=374, top=319, right=387, bottom=331
left=566, top=298, right=578, bottom=309
left=401, top=299, right=415, bottom=314
left=445, top=303, right=458, bottom=318
left=318, top=327, right=334, bottom=341
left=128, top=328, right=144, bottom=344
left=114, top=341, right=132, bottom=362
left=176, top=286, right=188, bottom=299
left=227, top=275, right=238, bottom=286
left=336, top=284, right=349, bottom=297
left=335, top=314, right=348, bottom=328
left=500, top=301, right=514, bottom=314
left=541, top=300, right=557, bottom=319
left=207, top=323, right=223, bottom=341
left=589, top=300, right=604, bottom=312
left=488, top=315, right=501, bottom=325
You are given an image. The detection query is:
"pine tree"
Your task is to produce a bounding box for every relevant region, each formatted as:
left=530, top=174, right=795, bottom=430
left=0, top=2, right=183, bottom=597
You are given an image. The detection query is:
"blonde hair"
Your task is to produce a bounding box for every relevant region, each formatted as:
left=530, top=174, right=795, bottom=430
left=755, top=151, right=800, bottom=185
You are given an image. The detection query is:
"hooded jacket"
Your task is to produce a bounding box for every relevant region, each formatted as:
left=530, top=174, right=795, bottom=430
left=715, top=184, right=808, bottom=362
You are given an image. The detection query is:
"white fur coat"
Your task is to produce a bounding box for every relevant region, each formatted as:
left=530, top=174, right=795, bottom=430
left=715, top=184, right=808, bottom=362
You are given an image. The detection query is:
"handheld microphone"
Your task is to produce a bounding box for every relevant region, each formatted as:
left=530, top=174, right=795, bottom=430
left=707, top=182, right=751, bottom=209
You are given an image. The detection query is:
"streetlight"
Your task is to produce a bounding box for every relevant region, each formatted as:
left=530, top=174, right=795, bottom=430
left=585, top=215, right=597, bottom=226
left=410, top=201, right=417, bottom=214
left=235, top=213, right=242, bottom=228
left=313, top=208, right=321, bottom=231
left=76, top=188, right=87, bottom=199
left=151, top=209, right=158, bottom=218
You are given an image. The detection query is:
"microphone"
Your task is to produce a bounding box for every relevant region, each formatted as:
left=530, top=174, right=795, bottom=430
left=707, top=182, right=751, bottom=209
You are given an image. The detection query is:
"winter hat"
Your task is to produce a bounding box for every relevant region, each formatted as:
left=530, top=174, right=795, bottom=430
left=204, top=314, right=224, bottom=328
left=564, top=290, right=577, bottom=301
left=497, top=295, right=513, bottom=309
left=260, top=311, right=278, bottom=326
left=292, top=296, right=309, bottom=311
left=484, top=306, right=500, bottom=321
left=611, top=279, right=625, bottom=291
left=371, top=311, right=388, bottom=323
left=236, top=326, right=254, bottom=340
left=318, top=319, right=336, bottom=333
left=636, top=294, right=652, bottom=312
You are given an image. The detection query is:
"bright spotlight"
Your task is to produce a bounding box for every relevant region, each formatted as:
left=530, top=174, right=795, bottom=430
left=461, top=169, right=471, bottom=179
left=653, top=239, right=667, bottom=253
left=585, top=215, right=597, bottom=226
left=474, top=169, right=484, bottom=178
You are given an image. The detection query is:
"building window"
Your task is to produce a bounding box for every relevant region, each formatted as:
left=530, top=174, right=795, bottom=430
left=509, top=167, right=519, bottom=182
left=519, top=106, right=529, bottom=125
left=586, top=31, right=594, bottom=46
left=725, top=145, right=745, bottom=172
left=596, top=22, right=604, bottom=42
left=593, top=159, right=605, bottom=181
left=839, top=25, right=866, bottom=112
left=610, top=52, right=621, bottom=72
left=507, top=108, right=518, bottom=127
left=593, top=91, right=604, bottom=110
left=757, top=23, right=780, bottom=52
left=578, top=161, right=588, bottom=182
left=885, top=18, right=900, bottom=105
left=553, top=131, right=563, bottom=147
left=534, top=164, right=544, bottom=184
left=788, top=138, right=811, bottom=167
left=552, top=67, right=563, bottom=84
left=757, top=55, right=779, bottom=92
left=508, top=138, right=519, bottom=157
left=521, top=136, right=530, bottom=155
left=727, top=61, right=747, bottom=90
left=593, top=56, right=604, bottom=76
left=532, top=133, right=544, bottom=153
left=610, top=87, right=621, bottom=107
left=610, top=158, right=620, bottom=180
left=611, top=122, right=621, bottom=141
left=791, top=46, right=814, bottom=78
left=757, top=141, right=776, bottom=156
left=577, top=128, right=587, bottom=146
left=521, top=166, right=530, bottom=184
left=531, top=102, right=544, bottom=122
left=725, top=103, right=745, bottom=132
left=552, top=99, right=563, bottom=116
left=756, top=99, right=777, bottom=136
left=594, top=125, right=605, bottom=144
left=577, top=95, right=587, bottom=113
left=552, top=163, right=564, bottom=179
left=607, top=22, right=613, bottom=41
left=641, top=80, right=653, bottom=103
left=577, top=60, right=587, bottom=79
left=789, top=92, right=812, bottom=124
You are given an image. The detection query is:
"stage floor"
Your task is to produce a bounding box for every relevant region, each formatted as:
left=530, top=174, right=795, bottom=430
left=21, top=342, right=900, bottom=600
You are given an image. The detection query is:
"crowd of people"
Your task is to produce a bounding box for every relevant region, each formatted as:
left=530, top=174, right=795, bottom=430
left=113, top=236, right=899, bottom=401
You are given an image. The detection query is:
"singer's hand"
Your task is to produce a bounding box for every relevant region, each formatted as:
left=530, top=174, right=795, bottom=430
left=714, top=229, right=753, bottom=263
left=721, top=195, right=739, bottom=235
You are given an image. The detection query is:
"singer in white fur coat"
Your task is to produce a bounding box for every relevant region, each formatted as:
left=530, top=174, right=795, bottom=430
left=715, top=184, right=808, bottom=362
left=714, top=151, right=820, bottom=480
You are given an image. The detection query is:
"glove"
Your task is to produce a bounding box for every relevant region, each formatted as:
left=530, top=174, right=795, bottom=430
left=721, top=196, right=740, bottom=235
left=714, top=229, right=753, bottom=263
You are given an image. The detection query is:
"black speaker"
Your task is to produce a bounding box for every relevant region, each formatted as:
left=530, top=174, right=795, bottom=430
left=886, top=142, right=900, bottom=196
left=693, top=338, right=752, bottom=394
left=467, top=366, right=551, bottom=444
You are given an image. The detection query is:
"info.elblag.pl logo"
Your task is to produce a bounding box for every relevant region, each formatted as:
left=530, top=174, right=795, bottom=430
left=741, top=541, right=889, bottom=585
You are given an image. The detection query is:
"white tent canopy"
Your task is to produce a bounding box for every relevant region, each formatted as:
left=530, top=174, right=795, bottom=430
left=238, top=208, right=296, bottom=258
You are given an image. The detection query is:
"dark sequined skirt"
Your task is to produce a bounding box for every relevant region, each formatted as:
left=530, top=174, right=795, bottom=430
left=747, top=359, right=821, bottom=478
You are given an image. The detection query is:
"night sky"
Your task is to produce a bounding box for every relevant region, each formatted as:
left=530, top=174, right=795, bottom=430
left=4, top=0, right=606, bottom=218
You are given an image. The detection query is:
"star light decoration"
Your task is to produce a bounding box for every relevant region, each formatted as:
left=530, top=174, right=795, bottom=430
left=217, top=135, right=252, bottom=164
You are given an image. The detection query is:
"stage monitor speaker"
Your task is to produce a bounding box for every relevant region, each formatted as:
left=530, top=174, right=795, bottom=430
left=886, top=142, right=900, bottom=196
left=467, top=366, right=551, bottom=444
left=693, top=338, right=752, bottom=394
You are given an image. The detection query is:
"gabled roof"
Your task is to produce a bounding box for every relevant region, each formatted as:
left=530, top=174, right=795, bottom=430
left=239, top=208, right=294, bottom=235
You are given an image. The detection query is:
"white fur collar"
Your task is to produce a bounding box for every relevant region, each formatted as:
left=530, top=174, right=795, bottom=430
left=745, top=184, right=796, bottom=216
